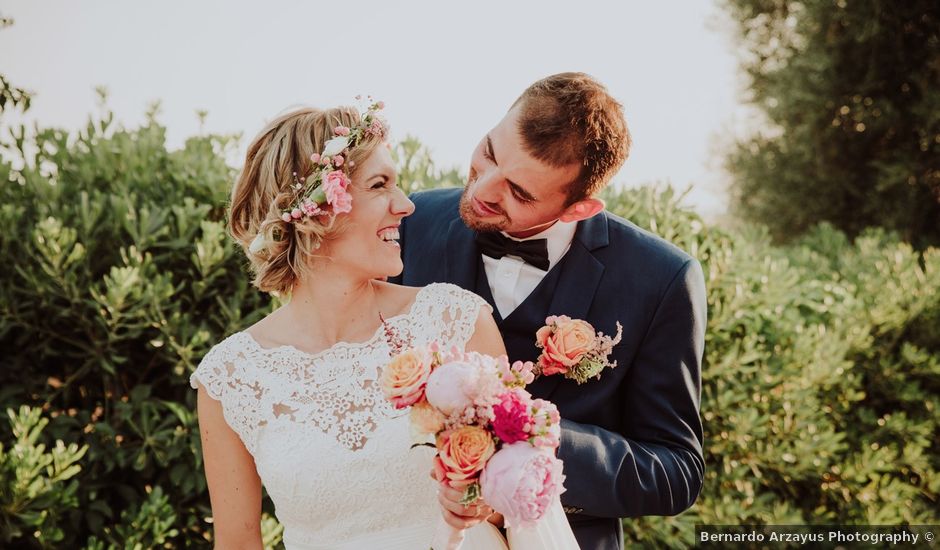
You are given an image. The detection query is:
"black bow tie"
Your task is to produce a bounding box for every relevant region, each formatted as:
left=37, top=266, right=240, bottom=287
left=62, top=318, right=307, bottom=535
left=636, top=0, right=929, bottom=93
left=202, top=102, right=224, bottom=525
left=475, top=231, right=550, bottom=271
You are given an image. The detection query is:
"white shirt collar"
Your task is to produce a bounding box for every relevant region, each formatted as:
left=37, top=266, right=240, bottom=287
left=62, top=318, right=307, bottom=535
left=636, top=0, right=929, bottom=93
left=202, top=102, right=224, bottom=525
left=500, top=220, right=578, bottom=271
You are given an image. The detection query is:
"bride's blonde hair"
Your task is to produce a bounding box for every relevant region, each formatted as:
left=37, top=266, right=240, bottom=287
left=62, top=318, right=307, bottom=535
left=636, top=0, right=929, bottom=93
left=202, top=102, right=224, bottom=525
left=229, top=106, right=383, bottom=295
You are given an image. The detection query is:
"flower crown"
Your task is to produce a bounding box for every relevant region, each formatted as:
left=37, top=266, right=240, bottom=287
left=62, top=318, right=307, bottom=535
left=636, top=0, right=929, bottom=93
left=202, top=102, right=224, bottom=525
left=282, top=98, right=387, bottom=222
left=249, top=99, right=387, bottom=254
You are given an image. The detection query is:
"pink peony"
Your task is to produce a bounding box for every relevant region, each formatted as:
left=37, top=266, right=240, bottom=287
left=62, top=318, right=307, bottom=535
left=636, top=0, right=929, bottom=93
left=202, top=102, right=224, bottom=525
left=480, top=442, right=566, bottom=529
left=424, top=360, right=481, bottom=416
left=492, top=389, right=534, bottom=444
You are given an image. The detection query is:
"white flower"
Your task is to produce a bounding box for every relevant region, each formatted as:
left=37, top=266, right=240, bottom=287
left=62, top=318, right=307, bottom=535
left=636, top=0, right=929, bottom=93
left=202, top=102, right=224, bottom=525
left=249, top=233, right=267, bottom=254
left=321, top=136, right=349, bottom=157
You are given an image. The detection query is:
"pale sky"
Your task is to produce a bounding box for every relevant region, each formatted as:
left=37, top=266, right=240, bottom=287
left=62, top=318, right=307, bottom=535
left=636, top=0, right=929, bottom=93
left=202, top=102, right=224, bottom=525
left=1, top=0, right=746, bottom=219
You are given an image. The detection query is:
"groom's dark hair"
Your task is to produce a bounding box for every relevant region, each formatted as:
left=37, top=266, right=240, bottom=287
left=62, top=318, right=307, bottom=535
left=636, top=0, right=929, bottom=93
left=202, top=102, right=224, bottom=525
left=512, top=72, right=631, bottom=203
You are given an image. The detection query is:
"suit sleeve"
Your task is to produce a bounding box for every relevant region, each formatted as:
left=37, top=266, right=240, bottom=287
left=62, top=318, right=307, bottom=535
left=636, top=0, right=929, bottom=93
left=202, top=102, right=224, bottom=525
left=558, top=259, right=706, bottom=518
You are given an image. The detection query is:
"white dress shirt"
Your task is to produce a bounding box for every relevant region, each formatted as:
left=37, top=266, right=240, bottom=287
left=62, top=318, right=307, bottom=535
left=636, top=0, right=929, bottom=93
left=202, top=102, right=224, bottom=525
left=482, top=220, right=578, bottom=319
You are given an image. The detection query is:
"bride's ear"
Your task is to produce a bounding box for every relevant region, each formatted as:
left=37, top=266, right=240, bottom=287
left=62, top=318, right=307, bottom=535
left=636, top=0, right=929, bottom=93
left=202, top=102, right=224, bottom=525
left=559, top=198, right=605, bottom=223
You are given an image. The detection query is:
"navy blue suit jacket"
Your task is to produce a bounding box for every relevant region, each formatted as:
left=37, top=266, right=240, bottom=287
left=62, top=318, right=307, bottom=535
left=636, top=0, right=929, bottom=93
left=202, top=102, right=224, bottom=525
left=393, top=188, right=706, bottom=550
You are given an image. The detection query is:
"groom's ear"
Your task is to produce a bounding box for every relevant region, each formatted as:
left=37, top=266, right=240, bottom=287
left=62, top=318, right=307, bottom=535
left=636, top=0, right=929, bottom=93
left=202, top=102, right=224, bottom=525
left=559, top=197, right=605, bottom=223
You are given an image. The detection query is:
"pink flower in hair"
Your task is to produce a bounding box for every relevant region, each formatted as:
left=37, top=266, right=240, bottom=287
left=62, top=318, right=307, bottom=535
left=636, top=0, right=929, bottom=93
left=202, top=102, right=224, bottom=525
left=334, top=126, right=350, bottom=136
left=368, top=119, right=385, bottom=137
left=331, top=191, right=352, bottom=214
left=333, top=155, right=345, bottom=167
left=310, top=153, right=321, bottom=164
left=281, top=213, right=292, bottom=223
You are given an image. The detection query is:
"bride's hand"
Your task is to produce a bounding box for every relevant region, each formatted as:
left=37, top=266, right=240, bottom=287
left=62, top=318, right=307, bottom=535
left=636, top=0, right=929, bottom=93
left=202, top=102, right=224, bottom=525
left=437, top=482, right=494, bottom=530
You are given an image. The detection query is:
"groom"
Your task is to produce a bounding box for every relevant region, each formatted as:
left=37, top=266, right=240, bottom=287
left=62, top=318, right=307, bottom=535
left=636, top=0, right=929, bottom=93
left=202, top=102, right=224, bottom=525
left=394, top=73, right=706, bottom=550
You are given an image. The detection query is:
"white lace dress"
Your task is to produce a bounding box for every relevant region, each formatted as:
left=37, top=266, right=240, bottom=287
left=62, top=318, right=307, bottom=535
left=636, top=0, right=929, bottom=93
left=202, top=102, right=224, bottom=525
left=190, top=283, right=577, bottom=550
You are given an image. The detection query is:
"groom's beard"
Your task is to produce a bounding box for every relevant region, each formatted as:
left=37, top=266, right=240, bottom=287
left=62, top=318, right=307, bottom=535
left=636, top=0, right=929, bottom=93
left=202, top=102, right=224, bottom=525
left=459, top=173, right=513, bottom=232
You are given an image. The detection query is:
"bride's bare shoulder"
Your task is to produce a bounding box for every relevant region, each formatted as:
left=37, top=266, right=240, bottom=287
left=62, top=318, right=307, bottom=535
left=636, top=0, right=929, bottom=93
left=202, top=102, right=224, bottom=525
left=375, top=280, right=423, bottom=315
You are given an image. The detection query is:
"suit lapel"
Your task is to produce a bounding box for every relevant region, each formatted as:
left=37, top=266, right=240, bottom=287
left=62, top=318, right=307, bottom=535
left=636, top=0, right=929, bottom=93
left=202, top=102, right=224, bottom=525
left=526, top=213, right=609, bottom=401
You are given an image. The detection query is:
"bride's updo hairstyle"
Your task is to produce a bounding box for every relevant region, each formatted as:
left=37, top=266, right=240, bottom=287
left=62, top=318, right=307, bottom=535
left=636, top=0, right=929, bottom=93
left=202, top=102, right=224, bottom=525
left=229, top=105, right=385, bottom=295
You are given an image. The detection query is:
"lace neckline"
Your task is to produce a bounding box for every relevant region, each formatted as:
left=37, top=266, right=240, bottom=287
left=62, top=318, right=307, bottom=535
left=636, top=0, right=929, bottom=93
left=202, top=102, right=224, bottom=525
left=235, top=284, right=432, bottom=361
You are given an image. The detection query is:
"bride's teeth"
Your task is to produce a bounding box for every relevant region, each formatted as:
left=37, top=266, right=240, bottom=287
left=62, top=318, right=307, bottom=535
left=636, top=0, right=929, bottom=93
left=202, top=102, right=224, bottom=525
left=379, top=228, right=400, bottom=242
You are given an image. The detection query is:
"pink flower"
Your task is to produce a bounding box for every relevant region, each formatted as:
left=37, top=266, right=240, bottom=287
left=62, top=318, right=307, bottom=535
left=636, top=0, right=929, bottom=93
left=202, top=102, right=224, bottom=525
left=333, top=155, right=344, bottom=167
left=380, top=348, right=433, bottom=409
left=492, top=389, right=534, bottom=445
left=425, top=360, right=481, bottom=416
left=320, top=155, right=332, bottom=166
left=330, top=190, right=352, bottom=214
left=310, top=153, right=321, bottom=164
left=529, top=399, right=561, bottom=449
left=291, top=208, right=302, bottom=219
left=537, top=316, right=596, bottom=376
left=375, top=101, right=385, bottom=109
left=497, top=358, right=536, bottom=387
left=434, top=426, right=495, bottom=488
left=321, top=170, right=352, bottom=214
left=480, top=442, right=566, bottom=529
left=333, top=125, right=350, bottom=136
left=368, top=119, right=385, bottom=137
left=301, top=199, right=319, bottom=217
left=281, top=212, right=292, bottom=223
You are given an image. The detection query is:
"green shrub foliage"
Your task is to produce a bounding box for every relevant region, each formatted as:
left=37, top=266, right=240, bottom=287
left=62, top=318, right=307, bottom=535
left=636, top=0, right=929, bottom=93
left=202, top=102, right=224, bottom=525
left=1, top=109, right=937, bottom=548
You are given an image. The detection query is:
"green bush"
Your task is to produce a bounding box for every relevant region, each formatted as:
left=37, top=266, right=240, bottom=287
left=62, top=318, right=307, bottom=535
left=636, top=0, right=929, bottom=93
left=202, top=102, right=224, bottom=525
left=1, top=107, right=937, bottom=549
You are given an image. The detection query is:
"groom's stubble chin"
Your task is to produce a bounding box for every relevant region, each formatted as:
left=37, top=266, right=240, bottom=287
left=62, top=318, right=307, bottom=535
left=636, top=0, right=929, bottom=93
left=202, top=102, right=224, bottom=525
left=458, top=180, right=511, bottom=233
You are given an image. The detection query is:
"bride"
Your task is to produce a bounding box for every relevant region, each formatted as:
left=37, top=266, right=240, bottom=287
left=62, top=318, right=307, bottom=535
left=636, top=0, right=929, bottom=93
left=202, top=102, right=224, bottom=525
left=190, top=101, right=578, bottom=549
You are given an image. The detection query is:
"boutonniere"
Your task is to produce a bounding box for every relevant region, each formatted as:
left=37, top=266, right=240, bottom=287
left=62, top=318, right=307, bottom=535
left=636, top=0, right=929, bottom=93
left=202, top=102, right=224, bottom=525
left=534, top=316, right=623, bottom=384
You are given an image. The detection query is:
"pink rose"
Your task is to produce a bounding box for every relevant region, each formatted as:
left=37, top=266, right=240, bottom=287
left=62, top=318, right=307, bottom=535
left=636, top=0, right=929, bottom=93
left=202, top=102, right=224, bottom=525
left=322, top=170, right=353, bottom=214
left=480, top=442, right=566, bottom=529
left=424, top=360, right=481, bottom=416
left=434, top=426, right=496, bottom=488
left=333, top=125, right=350, bottom=136
left=330, top=191, right=352, bottom=214
left=333, top=155, right=344, bottom=167
left=492, top=389, right=534, bottom=445
left=537, top=316, right=596, bottom=376
left=380, top=349, right=432, bottom=409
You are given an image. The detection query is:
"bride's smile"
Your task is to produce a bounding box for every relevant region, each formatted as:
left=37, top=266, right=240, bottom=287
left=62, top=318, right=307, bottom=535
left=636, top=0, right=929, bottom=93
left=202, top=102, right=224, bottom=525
left=316, top=144, right=414, bottom=280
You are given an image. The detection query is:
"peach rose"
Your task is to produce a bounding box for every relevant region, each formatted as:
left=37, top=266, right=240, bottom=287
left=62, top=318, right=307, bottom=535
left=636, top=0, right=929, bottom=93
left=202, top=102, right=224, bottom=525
left=434, top=426, right=496, bottom=488
left=537, top=316, right=596, bottom=376
left=410, top=400, right=446, bottom=435
left=380, top=349, right=432, bottom=409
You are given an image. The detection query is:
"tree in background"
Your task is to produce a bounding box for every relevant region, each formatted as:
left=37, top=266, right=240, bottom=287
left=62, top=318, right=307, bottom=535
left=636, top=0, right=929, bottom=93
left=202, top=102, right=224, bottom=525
left=724, top=0, right=940, bottom=247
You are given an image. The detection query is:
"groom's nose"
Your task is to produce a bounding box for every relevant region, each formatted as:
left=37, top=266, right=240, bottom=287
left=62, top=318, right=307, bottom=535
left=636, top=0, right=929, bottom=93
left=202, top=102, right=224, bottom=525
left=471, top=168, right=504, bottom=205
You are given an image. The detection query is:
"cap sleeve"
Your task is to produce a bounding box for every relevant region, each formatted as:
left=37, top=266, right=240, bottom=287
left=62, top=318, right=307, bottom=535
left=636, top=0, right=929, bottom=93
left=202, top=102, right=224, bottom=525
left=190, top=334, right=265, bottom=456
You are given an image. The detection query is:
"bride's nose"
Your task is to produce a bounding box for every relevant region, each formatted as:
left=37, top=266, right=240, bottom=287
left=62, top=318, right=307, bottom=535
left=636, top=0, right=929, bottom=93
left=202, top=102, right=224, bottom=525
left=391, top=187, right=415, bottom=217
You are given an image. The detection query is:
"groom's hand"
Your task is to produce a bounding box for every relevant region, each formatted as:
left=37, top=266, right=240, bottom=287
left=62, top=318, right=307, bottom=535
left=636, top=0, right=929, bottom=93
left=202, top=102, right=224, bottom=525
left=437, top=482, right=493, bottom=530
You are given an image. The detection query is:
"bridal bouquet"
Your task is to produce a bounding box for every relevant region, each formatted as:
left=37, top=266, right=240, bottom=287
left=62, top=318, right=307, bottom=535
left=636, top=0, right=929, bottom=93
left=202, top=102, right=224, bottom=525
left=379, top=343, right=566, bottom=546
